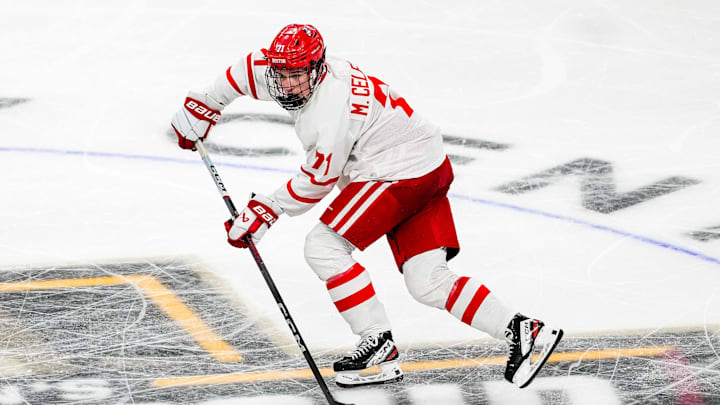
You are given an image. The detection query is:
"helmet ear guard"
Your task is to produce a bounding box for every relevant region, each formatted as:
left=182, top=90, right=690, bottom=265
left=308, top=49, right=326, bottom=83
left=265, top=24, right=327, bottom=111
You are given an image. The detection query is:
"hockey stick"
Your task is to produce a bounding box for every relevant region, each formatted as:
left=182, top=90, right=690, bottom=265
left=194, top=141, right=352, bottom=405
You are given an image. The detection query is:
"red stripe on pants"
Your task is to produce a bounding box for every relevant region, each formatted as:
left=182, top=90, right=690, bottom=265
left=332, top=182, right=384, bottom=232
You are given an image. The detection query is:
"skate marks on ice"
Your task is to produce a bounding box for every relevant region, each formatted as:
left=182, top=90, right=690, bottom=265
left=0, top=98, right=28, bottom=109
left=193, top=113, right=295, bottom=158
left=0, top=260, right=283, bottom=403
left=0, top=261, right=718, bottom=404
left=164, top=112, right=509, bottom=165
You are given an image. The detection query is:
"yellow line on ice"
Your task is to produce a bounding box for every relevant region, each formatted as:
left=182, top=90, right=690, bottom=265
left=152, top=345, right=673, bottom=387
left=0, top=274, right=242, bottom=362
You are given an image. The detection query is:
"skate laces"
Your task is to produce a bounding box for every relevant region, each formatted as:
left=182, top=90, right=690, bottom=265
left=348, top=334, right=379, bottom=360
left=505, top=318, right=523, bottom=366
left=506, top=329, right=521, bottom=361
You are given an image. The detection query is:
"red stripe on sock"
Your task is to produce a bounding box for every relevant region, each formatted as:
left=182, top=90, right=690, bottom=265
left=461, top=285, right=491, bottom=325
left=326, top=263, right=365, bottom=290
left=445, top=277, right=469, bottom=311
left=333, top=283, right=375, bottom=312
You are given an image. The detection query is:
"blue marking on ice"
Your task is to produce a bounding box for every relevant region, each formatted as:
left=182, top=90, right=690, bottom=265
left=450, top=195, right=720, bottom=266
left=0, top=146, right=291, bottom=174
left=3, top=146, right=718, bottom=266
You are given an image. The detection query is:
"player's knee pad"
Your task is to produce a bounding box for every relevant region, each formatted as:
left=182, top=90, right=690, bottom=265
left=304, top=222, right=357, bottom=281
left=402, top=248, right=459, bottom=309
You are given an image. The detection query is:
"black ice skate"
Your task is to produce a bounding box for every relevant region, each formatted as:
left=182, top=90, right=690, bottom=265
left=333, top=331, right=403, bottom=388
left=504, top=313, right=563, bottom=388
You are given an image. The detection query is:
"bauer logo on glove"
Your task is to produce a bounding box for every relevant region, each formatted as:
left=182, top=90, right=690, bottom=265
left=170, top=90, right=224, bottom=150
left=251, top=204, right=278, bottom=225
left=185, top=100, right=221, bottom=123
left=225, top=194, right=283, bottom=248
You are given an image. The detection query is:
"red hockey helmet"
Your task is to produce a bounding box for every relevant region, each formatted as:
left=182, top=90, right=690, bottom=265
left=265, top=24, right=327, bottom=110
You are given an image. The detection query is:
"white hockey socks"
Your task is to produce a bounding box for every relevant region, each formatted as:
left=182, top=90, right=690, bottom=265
left=326, top=263, right=392, bottom=337
left=445, top=277, right=516, bottom=340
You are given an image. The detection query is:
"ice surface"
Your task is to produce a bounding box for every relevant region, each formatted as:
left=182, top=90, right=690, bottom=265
left=0, top=0, right=719, bottom=403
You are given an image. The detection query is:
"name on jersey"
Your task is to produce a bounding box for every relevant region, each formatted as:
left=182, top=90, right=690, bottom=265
left=349, top=62, right=370, bottom=119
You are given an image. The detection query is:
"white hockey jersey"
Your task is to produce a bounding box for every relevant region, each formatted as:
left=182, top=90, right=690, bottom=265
left=203, top=51, right=446, bottom=217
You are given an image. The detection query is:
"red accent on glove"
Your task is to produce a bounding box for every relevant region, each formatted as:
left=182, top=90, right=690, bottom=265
left=171, top=123, right=196, bottom=150
left=224, top=218, right=249, bottom=248
left=224, top=200, right=279, bottom=249
left=173, top=97, right=221, bottom=150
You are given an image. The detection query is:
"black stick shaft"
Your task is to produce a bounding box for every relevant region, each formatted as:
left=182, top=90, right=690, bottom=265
left=197, top=143, right=239, bottom=218
left=244, top=237, right=345, bottom=404
left=194, top=141, right=350, bottom=405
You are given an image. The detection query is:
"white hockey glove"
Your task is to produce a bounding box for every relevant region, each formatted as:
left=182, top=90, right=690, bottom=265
left=170, top=91, right=223, bottom=150
left=224, top=193, right=284, bottom=248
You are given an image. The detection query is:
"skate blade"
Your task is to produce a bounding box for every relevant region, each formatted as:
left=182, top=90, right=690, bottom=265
left=513, top=327, right=564, bottom=389
left=335, top=360, right=404, bottom=388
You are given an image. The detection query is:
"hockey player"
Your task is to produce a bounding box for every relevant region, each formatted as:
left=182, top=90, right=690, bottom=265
left=171, top=24, right=563, bottom=388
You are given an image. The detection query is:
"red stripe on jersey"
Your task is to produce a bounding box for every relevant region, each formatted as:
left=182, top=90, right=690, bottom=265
left=246, top=53, right=258, bottom=99
left=300, top=167, right=339, bottom=186
left=461, top=285, right=491, bottom=325
left=226, top=66, right=245, bottom=95
left=254, top=59, right=269, bottom=66
left=326, top=263, right=365, bottom=290
left=332, top=182, right=384, bottom=232
left=445, top=276, right=469, bottom=311
left=286, top=180, right=322, bottom=203
left=333, top=283, right=375, bottom=313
